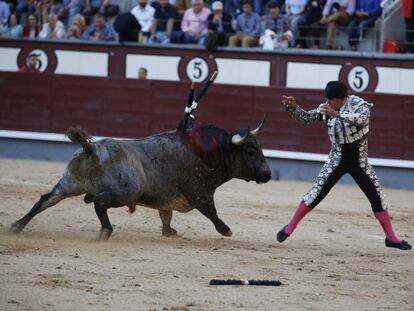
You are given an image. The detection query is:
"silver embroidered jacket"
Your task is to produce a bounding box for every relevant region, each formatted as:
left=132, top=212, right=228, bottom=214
left=288, top=95, right=373, bottom=144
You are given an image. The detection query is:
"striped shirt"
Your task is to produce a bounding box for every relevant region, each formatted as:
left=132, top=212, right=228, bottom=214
left=289, top=95, right=373, bottom=144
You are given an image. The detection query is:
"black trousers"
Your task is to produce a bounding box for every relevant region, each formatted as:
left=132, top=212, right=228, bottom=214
left=304, top=139, right=385, bottom=212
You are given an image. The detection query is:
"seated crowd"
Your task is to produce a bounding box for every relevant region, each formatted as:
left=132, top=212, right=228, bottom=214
left=0, top=0, right=411, bottom=52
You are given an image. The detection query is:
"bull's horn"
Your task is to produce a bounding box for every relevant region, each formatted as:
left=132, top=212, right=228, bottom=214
left=231, top=133, right=248, bottom=145
left=250, top=117, right=265, bottom=136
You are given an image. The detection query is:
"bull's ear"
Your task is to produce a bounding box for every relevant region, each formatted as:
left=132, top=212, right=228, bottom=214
left=250, top=116, right=265, bottom=136
left=231, top=132, right=248, bottom=145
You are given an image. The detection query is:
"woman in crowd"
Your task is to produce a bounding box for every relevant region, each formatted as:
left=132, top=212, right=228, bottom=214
left=23, top=13, right=40, bottom=37
left=0, top=12, right=23, bottom=37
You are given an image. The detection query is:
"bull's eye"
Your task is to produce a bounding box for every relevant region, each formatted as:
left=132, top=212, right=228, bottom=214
left=246, top=149, right=258, bottom=158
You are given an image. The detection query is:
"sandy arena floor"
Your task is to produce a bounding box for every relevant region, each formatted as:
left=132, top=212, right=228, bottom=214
left=0, top=158, right=413, bottom=311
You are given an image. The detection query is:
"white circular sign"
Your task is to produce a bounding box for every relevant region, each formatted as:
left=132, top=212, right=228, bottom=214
left=186, top=57, right=209, bottom=82
left=347, top=66, right=370, bottom=92
left=27, top=49, right=48, bottom=72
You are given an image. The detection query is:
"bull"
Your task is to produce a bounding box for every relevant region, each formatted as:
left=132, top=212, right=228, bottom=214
left=10, top=121, right=271, bottom=240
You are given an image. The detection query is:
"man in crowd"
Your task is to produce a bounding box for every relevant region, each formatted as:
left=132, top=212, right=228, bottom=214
left=58, top=0, right=84, bottom=28
left=205, top=1, right=234, bottom=49
left=320, top=0, right=355, bottom=49
left=295, top=0, right=324, bottom=49
left=39, top=13, right=66, bottom=38
left=261, top=2, right=292, bottom=48
left=131, top=0, right=155, bottom=43
left=285, top=0, right=308, bottom=46
left=0, top=0, right=10, bottom=26
left=82, top=13, right=115, bottom=40
left=19, top=53, right=41, bottom=72
left=181, top=0, right=211, bottom=45
left=150, top=0, right=180, bottom=44
left=15, top=0, right=36, bottom=16
left=229, top=0, right=261, bottom=47
left=348, top=0, right=381, bottom=51
left=84, top=0, right=110, bottom=16
left=138, top=67, right=148, bottom=79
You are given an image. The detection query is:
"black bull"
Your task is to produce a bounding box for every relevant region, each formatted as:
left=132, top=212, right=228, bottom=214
left=10, top=123, right=271, bottom=239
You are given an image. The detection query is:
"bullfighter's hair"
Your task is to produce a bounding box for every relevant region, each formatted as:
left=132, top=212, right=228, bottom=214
left=65, top=127, right=94, bottom=155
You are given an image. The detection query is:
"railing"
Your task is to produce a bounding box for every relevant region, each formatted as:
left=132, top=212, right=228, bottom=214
left=2, top=12, right=411, bottom=53
left=379, top=0, right=404, bottom=52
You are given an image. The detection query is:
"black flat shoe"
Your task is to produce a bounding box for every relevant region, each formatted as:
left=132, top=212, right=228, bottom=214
left=385, top=238, right=412, bottom=250
left=277, top=225, right=290, bottom=243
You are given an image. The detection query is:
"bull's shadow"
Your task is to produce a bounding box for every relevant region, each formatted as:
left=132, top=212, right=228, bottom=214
left=10, top=77, right=271, bottom=240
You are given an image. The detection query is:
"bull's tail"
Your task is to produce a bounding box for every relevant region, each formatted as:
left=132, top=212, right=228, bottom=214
left=65, top=127, right=94, bottom=155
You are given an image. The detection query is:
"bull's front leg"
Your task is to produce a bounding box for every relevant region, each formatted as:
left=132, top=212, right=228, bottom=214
left=192, top=197, right=232, bottom=237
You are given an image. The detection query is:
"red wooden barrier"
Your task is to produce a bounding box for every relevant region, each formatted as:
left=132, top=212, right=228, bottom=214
left=1, top=72, right=413, bottom=160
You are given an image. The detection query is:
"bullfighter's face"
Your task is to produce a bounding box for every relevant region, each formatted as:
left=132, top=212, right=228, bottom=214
left=328, top=97, right=347, bottom=110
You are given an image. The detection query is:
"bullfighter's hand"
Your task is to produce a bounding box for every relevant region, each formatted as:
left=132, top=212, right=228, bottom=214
left=319, top=102, right=339, bottom=117
left=282, top=95, right=298, bottom=109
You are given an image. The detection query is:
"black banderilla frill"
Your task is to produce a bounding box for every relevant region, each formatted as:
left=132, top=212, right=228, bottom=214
left=181, top=71, right=218, bottom=133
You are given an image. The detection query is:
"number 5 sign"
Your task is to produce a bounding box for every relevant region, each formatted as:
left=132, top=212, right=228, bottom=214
left=347, top=66, right=370, bottom=92
left=186, top=57, right=209, bottom=82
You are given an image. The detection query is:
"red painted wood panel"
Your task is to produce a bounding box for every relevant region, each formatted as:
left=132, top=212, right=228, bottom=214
left=1, top=72, right=413, bottom=161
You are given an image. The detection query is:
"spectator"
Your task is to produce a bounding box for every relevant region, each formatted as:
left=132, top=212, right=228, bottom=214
left=65, top=13, right=86, bottom=38
left=138, top=67, right=148, bottom=79
left=58, top=0, right=84, bottom=28
left=73, top=13, right=86, bottom=30
left=82, top=13, right=115, bottom=40
left=205, top=1, right=234, bottom=49
left=84, top=0, right=109, bottom=16
left=348, top=0, right=381, bottom=50
left=113, top=12, right=141, bottom=42
left=0, top=0, right=10, bottom=25
left=0, top=12, right=23, bottom=37
left=15, top=0, right=36, bottom=15
left=19, top=53, right=41, bottom=72
left=228, top=0, right=261, bottom=47
left=296, top=0, right=324, bottom=48
left=320, top=0, right=355, bottom=50
left=36, top=0, right=63, bottom=26
left=223, top=0, right=241, bottom=16
left=175, top=0, right=190, bottom=14
left=39, top=13, right=66, bottom=38
left=403, top=0, right=414, bottom=52
left=285, top=0, right=307, bottom=44
left=23, top=13, right=40, bottom=37
left=131, top=0, right=155, bottom=43
left=150, top=0, right=181, bottom=44
left=260, top=2, right=292, bottom=48
left=262, top=2, right=290, bottom=34
left=36, top=0, right=50, bottom=25
left=320, top=0, right=355, bottom=49
left=181, top=0, right=211, bottom=45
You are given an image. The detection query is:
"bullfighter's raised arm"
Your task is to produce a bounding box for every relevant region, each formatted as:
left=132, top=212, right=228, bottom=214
left=282, top=95, right=321, bottom=124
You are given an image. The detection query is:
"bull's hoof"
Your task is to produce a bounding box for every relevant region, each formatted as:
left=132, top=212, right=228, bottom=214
left=9, top=222, right=24, bottom=234
left=217, top=224, right=232, bottom=237
left=97, top=228, right=113, bottom=241
left=221, top=230, right=233, bottom=237
left=162, top=227, right=178, bottom=237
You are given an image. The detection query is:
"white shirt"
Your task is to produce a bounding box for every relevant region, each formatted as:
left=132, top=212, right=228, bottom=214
left=131, top=4, right=156, bottom=32
left=39, top=20, right=66, bottom=39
